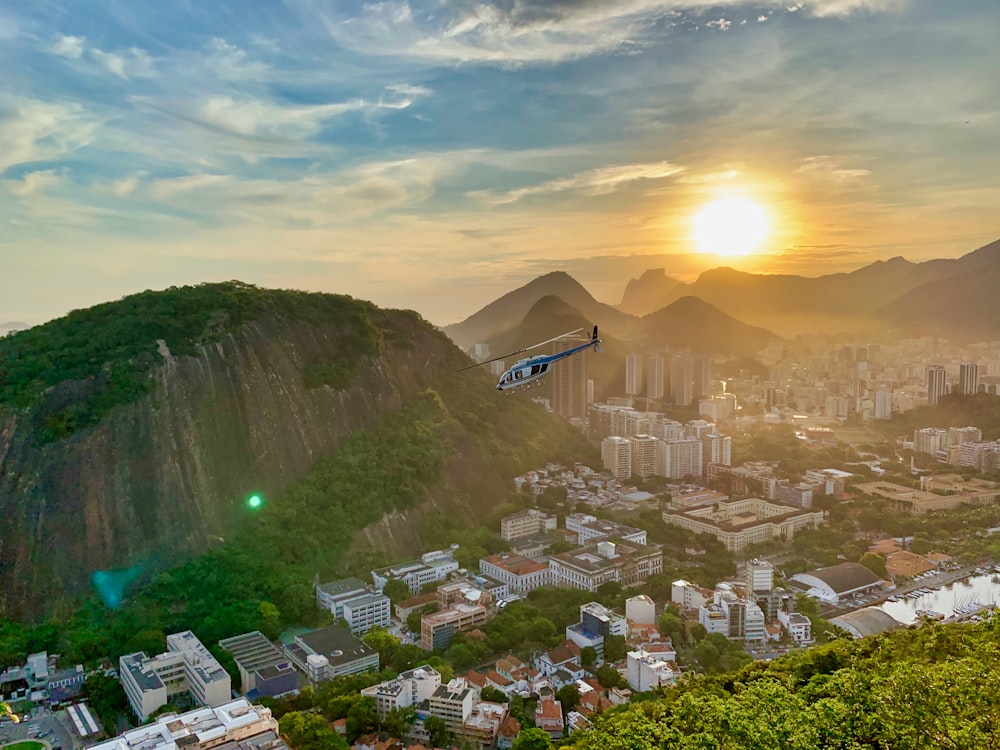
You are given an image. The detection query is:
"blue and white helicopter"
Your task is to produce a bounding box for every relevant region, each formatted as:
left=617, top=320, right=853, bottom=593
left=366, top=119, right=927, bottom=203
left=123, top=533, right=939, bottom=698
left=460, top=325, right=602, bottom=393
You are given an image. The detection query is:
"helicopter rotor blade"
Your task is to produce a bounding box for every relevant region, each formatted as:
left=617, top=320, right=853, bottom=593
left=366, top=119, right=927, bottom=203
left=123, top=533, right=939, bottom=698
left=455, top=327, right=585, bottom=371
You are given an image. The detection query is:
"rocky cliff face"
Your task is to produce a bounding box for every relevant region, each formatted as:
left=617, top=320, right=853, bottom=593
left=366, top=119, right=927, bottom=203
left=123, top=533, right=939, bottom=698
left=0, top=309, right=458, bottom=620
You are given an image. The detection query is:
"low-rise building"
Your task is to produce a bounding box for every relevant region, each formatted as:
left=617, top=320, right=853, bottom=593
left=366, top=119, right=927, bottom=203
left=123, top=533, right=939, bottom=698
left=626, top=644, right=680, bottom=692
left=549, top=539, right=663, bottom=592
left=283, top=626, right=379, bottom=683
left=218, top=632, right=296, bottom=698
left=479, top=553, right=551, bottom=594
left=565, top=513, right=647, bottom=546
left=360, top=666, right=442, bottom=719
left=856, top=480, right=1000, bottom=515
left=87, top=699, right=286, bottom=750
left=534, top=698, right=564, bottom=739
left=789, top=563, right=883, bottom=605
left=500, top=509, right=557, bottom=542
left=120, top=631, right=231, bottom=721
left=565, top=602, right=627, bottom=660
left=777, top=611, right=813, bottom=643
left=372, top=547, right=460, bottom=595
left=420, top=604, right=490, bottom=651
left=663, top=498, right=823, bottom=552
left=671, top=580, right=712, bottom=610
left=315, top=576, right=392, bottom=634
left=427, top=678, right=477, bottom=732
left=625, top=594, right=656, bottom=625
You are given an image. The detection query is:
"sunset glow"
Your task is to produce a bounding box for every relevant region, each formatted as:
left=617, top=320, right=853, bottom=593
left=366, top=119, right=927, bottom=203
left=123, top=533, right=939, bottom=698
left=692, top=198, right=770, bottom=257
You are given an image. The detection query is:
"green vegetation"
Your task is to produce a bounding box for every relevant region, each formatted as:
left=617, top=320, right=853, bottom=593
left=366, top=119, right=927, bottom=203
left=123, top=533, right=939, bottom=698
left=568, top=616, right=1000, bottom=749
left=0, top=281, right=380, bottom=440
left=3, top=742, right=46, bottom=750
left=877, top=392, right=1000, bottom=441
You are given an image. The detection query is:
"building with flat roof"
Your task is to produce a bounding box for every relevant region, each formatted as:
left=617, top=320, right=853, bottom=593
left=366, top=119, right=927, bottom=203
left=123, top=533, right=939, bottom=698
left=479, top=552, right=551, bottom=593
left=283, top=626, right=379, bottom=683
left=218, top=632, right=296, bottom=697
left=88, top=699, right=285, bottom=750
left=314, top=578, right=391, bottom=635
left=427, top=678, right=478, bottom=732
left=565, top=602, right=627, bottom=660
left=120, top=631, right=231, bottom=721
left=420, top=604, right=490, bottom=651
left=565, top=513, right=646, bottom=546
left=500, top=509, right=557, bottom=542
left=856, top=480, right=1000, bottom=515
left=626, top=645, right=680, bottom=692
left=549, top=539, right=663, bottom=592
left=663, top=498, right=823, bottom=552
left=360, top=666, right=442, bottom=719
left=372, top=547, right=460, bottom=595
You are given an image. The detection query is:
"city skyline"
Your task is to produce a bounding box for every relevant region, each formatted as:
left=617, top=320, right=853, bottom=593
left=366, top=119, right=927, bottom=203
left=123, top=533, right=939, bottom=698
left=1, top=0, right=998, bottom=326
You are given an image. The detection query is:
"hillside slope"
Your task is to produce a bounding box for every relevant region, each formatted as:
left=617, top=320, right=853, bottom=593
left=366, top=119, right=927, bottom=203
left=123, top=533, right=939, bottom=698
left=0, top=282, right=590, bottom=620
left=617, top=269, right=682, bottom=317
left=639, top=296, right=777, bottom=357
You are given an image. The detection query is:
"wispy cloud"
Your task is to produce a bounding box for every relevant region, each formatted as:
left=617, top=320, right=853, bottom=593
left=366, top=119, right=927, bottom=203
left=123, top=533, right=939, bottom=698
left=5, top=169, right=64, bottom=196
left=797, top=155, right=872, bottom=181
left=51, top=34, right=85, bottom=59
left=0, top=95, right=100, bottom=174
left=471, top=161, right=686, bottom=204
left=90, top=47, right=156, bottom=79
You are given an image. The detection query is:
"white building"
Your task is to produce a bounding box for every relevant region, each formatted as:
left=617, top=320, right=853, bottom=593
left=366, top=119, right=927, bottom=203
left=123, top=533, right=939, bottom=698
left=625, top=352, right=644, bottom=396
left=959, top=361, right=979, bottom=396
left=789, top=563, right=883, bottom=605
left=315, top=578, right=391, bottom=635
left=565, top=602, right=628, bottom=659
left=874, top=390, right=893, bottom=420
left=671, top=580, right=711, bottom=610
left=284, top=625, right=379, bottom=683
left=427, top=678, right=478, bottom=732
left=625, top=594, right=656, bottom=625
left=120, top=631, right=231, bottom=721
left=88, top=699, right=282, bottom=750
left=565, top=513, right=646, bottom=546
left=657, top=438, right=703, bottom=479
left=500, top=509, right=557, bottom=542
left=372, top=547, right=460, bottom=595
left=479, top=552, right=551, bottom=593
left=601, top=436, right=633, bottom=479
left=701, top=433, right=731, bottom=472
left=626, top=645, right=680, bottom=692
left=647, top=355, right=665, bottom=400
left=670, top=355, right=694, bottom=406
left=549, top=540, right=663, bottom=592
left=777, top=611, right=813, bottom=643
left=360, top=666, right=442, bottom=719
left=629, top=434, right=659, bottom=479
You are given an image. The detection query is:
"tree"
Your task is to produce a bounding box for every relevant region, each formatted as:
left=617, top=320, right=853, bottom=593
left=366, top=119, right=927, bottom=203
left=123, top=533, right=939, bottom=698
left=603, top=635, right=627, bottom=663
left=511, top=727, right=553, bottom=750
left=480, top=686, right=509, bottom=703
left=580, top=646, right=597, bottom=669
left=382, top=578, right=411, bottom=606
left=81, top=673, right=127, bottom=732
left=596, top=664, right=626, bottom=689
left=380, top=707, right=416, bottom=739
left=556, top=684, right=580, bottom=714
left=424, top=714, right=453, bottom=748
left=658, top=612, right=684, bottom=644
left=280, top=710, right=350, bottom=750
left=859, top=552, right=888, bottom=579
left=345, top=696, right=377, bottom=741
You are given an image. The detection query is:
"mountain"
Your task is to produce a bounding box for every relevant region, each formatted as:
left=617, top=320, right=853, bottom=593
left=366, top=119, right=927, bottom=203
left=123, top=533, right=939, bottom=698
left=655, top=238, right=1000, bottom=335
left=0, top=282, right=590, bottom=620
left=638, top=296, right=777, bottom=357
left=0, top=322, right=28, bottom=334
left=483, top=295, right=630, bottom=400
left=443, top=271, right=636, bottom=348
left=878, top=262, right=1000, bottom=341
left=617, top=268, right=682, bottom=316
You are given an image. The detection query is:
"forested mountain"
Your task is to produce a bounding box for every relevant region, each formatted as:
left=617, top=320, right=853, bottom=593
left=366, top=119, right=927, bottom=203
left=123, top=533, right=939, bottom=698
left=569, top=617, right=1000, bottom=749
left=0, top=282, right=592, bottom=621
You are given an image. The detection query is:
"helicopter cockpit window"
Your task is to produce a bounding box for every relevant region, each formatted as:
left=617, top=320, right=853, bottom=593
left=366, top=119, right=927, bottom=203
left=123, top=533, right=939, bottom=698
left=504, top=373, right=513, bottom=383
left=530, top=365, right=542, bottom=375
left=515, top=370, right=523, bottom=379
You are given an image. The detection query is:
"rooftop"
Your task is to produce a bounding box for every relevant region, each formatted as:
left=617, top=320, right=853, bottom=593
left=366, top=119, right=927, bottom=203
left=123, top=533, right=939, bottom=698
left=315, top=577, right=368, bottom=599
left=296, top=626, right=375, bottom=666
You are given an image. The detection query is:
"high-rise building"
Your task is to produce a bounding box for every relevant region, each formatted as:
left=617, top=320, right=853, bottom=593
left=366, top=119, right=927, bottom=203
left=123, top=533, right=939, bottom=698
left=552, top=335, right=589, bottom=419
left=629, top=434, right=659, bottom=479
left=625, top=352, right=644, bottom=396
left=693, top=357, right=712, bottom=399
left=602, top=436, right=633, bottom=479
left=701, top=433, right=731, bottom=471
left=657, top=438, right=703, bottom=479
left=926, top=365, right=946, bottom=405
left=646, top=355, right=665, bottom=400
left=874, top=390, right=892, bottom=420
left=670, top=354, right=694, bottom=406
left=959, top=362, right=979, bottom=396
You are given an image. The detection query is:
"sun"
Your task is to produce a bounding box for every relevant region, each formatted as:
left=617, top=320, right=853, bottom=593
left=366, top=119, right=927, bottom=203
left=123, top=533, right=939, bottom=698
left=692, top=197, right=770, bottom=256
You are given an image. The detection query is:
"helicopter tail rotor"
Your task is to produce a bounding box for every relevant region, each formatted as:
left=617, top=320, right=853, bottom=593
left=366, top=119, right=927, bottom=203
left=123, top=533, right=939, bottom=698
left=591, top=325, right=602, bottom=352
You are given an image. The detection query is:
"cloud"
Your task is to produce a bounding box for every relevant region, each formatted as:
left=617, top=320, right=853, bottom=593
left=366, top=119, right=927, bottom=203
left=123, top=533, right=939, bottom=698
left=203, top=37, right=270, bottom=80
left=706, top=17, right=733, bottom=30
left=5, top=169, right=63, bottom=196
left=51, top=34, right=86, bottom=59
left=90, top=47, right=156, bottom=79
left=471, top=160, right=686, bottom=204
left=797, top=155, right=872, bottom=181
left=0, top=96, right=100, bottom=174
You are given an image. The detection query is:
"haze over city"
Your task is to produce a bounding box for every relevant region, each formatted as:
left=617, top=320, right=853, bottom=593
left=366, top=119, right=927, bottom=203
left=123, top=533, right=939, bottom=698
left=1, top=0, right=997, bottom=325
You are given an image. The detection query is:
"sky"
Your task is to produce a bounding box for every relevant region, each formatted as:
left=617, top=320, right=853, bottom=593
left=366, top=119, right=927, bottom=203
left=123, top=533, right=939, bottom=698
left=1, top=0, right=998, bottom=327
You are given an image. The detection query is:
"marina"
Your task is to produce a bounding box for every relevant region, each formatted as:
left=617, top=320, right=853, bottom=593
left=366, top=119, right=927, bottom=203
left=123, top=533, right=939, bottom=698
left=880, top=568, right=1000, bottom=626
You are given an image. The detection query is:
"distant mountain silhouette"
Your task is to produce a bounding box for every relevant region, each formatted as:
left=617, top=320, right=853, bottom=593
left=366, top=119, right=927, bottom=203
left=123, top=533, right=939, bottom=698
left=653, top=238, right=1000, bottom=335
left=878, top=261, right=1000, bottom=341
left=484, top=295, right=628, bottom=401
left=0, top=321, right=28, bottom=331
left=638, top=296, right=776, bottom=357
left=443, top=271, right=635, bottom=347
left=617, top=268, right=682, bottom=316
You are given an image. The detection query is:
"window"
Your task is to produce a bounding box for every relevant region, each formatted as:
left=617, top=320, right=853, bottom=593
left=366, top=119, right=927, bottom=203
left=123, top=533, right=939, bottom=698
left=530, top=365, right=542, bottom=375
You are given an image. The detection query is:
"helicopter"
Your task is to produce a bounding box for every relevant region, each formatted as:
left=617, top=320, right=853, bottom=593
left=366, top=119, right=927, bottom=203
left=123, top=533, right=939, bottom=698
left=459, top=325, right=601, bottom=393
